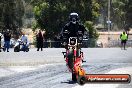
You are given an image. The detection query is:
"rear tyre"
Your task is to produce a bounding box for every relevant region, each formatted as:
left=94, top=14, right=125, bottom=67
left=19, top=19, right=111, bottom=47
left=72, top=73, right=77, bottom=81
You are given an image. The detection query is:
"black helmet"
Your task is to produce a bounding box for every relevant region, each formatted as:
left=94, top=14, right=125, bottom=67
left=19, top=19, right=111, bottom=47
left=69, top=12, right=79, bottom=24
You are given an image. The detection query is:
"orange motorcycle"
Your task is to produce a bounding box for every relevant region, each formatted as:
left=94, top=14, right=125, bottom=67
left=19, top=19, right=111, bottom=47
left=62, top=37, right=86, bottom=84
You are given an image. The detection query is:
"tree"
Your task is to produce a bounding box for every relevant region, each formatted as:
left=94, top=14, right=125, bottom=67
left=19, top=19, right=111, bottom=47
left=125, top=0, right=132, bottom=30
left=32, top=0, right=100, bottom=39
left=0, top=0, right=24, bottom=34
left=99, top=0, right=131, bottom=30
left=111, top=0, right=128, bottom=29
left=84, top=21, right=99, bottom=47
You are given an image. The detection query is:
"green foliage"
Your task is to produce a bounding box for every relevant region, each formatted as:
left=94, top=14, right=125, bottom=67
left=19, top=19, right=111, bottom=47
left=32, top=21, right=40, bottom=32
left=33, top=6, right=41, bottom=17
left=33, top=2, right=49, bottom=18
left=0, top=0, right=24, bottom=32
left=125, top=0, right=132, bottom=29
left=111, top=0, right=127, bottom=29
left=99, top=0, right=131, bottom=30
left=31, top=0, right=100, bottom=39
left=84, top=21, right=99, bottom=47
left=92, top=0, right=100, bottom=20
left=84, top=21, right=99, bottom=39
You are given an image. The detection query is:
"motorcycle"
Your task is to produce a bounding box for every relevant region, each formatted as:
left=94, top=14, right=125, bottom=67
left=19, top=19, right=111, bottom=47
left=62, top=37, right=86, bottom=83
left=14, top=39, right=29, bottom=52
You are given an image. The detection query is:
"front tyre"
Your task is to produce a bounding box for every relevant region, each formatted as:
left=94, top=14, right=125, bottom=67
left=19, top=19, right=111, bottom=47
left=67, top=51, right=74, bottom=70
left=77, top=76, right=86, bottom=85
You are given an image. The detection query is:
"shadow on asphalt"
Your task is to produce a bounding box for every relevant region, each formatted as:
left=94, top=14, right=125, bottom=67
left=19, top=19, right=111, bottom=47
left=61, top=80, right=77, bottom=84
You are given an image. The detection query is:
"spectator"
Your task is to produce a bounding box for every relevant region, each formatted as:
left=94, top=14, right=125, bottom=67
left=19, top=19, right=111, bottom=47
left=20, top=32, right=29, bottom=51
left=4, top=29, right=11, bottom=52
left=36, top=30, right=44, bottom=51
left=120, top=31, right=128, bottom=50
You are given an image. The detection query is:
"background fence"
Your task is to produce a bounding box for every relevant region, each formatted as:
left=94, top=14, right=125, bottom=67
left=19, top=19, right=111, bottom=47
left=108, top=40, right=132, bottom=48
left=43, top=40, right=90, bottom=48
left=42, top=38, right=97, bottom=48
left=42, top=39, right=132, bottom=48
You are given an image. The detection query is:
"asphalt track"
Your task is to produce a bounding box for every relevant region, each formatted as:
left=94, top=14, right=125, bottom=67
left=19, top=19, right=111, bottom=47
left=0, top=48, right=132, bottom=88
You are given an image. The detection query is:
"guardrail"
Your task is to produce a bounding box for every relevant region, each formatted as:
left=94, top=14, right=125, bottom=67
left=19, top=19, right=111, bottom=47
left=42, top=40, right=91, bottom=48
left=108, top=40, right=132, bottom=47
left=30, top=38, right=99, bottom=48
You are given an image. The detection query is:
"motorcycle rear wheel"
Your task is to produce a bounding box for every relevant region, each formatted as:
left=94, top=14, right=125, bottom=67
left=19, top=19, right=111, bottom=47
left=72, top=73, right=77, bottom=81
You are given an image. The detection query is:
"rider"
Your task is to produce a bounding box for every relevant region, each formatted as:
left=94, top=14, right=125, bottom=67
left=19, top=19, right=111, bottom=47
left=20, top=32, right=29, bottom=51
left=61, top=13, right=86, bottom=78
left=61, top=12, right=86, bottom=48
